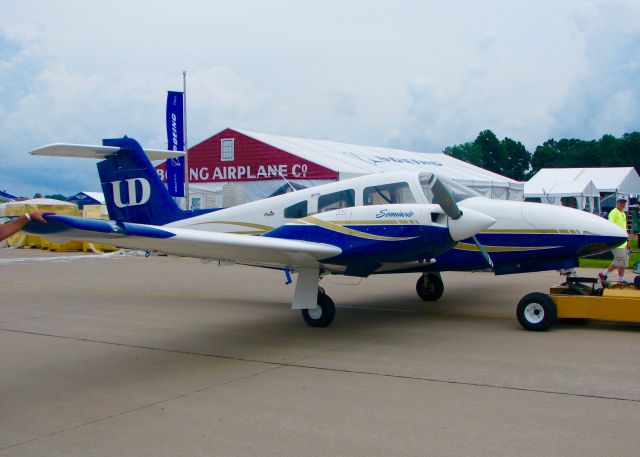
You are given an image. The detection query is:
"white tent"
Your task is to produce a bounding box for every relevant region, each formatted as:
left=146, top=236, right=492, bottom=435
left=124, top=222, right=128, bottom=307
left=525, top=178, right=600, bottom=211
left=526, top=167, right=640, bottom=209
left=233, top=129, right=524, bottom=200
left=0, top=198, right=77, bottom=209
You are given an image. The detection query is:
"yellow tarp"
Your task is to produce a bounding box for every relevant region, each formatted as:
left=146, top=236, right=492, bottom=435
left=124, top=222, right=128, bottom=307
left=0, top=201, right=116, bottom=252
left=81, top=205, right=117, bottom=253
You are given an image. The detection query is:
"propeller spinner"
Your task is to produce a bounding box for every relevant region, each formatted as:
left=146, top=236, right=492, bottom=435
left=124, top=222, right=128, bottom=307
left=423, top=173, right=496, bottom=267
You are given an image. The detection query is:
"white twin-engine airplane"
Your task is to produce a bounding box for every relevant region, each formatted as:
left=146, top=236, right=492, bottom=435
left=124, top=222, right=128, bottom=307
left=27, top=136, right=626, bottom=327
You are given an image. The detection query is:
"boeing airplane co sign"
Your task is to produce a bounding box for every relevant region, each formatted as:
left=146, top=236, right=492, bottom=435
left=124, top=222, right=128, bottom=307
left=156, top=129, right=339, bottom=183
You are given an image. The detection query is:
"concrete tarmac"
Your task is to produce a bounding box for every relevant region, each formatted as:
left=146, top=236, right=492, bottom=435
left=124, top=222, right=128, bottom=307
left=1, top=248, right=639, bottom=456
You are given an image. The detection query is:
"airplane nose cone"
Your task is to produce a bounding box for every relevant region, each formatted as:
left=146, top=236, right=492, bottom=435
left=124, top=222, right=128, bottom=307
left=448, top=208, right=496, bottom=241
left=520, top=203, right=629, bottom=254
left=600, top=218, right=628, bottom=239
left=586, top=213, right=628, bottom=243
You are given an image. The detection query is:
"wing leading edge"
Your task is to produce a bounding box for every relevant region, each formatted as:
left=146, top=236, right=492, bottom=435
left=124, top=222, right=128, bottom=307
left=26, top=215, right=341, bottom=268
left=29, top=143, right=184, bottom=161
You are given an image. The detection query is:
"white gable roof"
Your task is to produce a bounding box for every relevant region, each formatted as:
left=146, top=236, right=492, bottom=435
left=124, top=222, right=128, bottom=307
left=80, top=192, right=105, bottom=204
left=234, top=129, right=523, bottom=199
left=525, top=178, right=599, bottom=197
left=527, top=167, right=640, bottom=196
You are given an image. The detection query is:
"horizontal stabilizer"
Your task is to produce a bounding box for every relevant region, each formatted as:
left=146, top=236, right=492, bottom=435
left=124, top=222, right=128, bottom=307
left=29, top=143, right=184, bottom=161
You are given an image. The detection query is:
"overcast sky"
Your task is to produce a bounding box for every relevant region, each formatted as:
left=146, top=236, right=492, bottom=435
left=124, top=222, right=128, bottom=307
left=1, top=0, right=639, bottom=196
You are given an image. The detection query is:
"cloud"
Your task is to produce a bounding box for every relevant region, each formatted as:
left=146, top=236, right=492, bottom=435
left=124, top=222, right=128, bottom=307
left=0, top=29, right=268, bottom=197
left=331, top=92, right=357, bottom=117
left=1, top=0, right=639, bottom=197
left=550, top=0, right=640, bottom=140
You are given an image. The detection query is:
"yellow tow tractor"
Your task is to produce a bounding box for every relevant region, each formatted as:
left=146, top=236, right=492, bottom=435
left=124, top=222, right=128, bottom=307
left=516, top=274, right=640, bottom=331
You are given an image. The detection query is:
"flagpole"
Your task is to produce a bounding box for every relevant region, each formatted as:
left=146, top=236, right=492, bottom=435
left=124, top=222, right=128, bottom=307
left=183, top=70, right=190, bottom=210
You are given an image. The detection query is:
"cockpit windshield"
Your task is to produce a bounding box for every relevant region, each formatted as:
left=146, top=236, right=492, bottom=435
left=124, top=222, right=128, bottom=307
left=419, top=173, right=480, bottom=204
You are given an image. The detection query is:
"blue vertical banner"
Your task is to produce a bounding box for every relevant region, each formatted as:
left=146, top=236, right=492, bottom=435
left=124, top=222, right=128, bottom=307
left=165, top=90, right=185, bottom=197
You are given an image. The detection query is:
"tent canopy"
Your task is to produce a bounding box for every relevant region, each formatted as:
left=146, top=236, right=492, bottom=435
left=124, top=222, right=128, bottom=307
left=527, top=167, right=640, bottom=196
left=0, top=190, right=17, bottom=202
left=1, top=198, right=76, bottom=206
left=67, top=191, right=105, bottom=206
left=525, top=178, right=599, bottom=198
left=235, top=129, right=524, bottom=200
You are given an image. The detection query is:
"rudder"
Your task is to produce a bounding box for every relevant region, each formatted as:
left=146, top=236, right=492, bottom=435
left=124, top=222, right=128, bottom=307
left=98, top=136, right=187, bottom=225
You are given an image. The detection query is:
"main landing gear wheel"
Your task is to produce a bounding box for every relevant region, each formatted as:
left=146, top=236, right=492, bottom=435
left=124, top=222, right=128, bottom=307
left=516, top=292, right=557, bottom=331
left=302, top=290, right=336, bottom=328
left=416, top=273, right=444, bottom=301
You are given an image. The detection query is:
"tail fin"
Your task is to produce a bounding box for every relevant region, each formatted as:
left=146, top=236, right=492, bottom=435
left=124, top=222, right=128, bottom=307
left=98, top=136, right=189, bottom=225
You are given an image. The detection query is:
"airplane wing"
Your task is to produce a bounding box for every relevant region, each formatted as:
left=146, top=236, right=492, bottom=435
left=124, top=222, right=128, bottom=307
left=29, top=143, right=184, bottom=161
left=25, top=215, right=341, bottom=268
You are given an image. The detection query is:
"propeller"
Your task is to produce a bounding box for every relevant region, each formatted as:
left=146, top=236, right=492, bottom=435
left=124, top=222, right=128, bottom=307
left=423, top=173, right=496, bottom=267
left=472, top=235, right=494, bottom=268
left=425, top=173, right=462, bottom=220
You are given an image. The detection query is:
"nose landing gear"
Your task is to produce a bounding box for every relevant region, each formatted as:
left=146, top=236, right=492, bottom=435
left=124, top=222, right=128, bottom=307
left=416, top=272, right=444, bottom=301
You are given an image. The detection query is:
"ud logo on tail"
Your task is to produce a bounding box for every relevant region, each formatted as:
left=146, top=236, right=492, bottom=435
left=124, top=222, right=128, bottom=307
left=111, top=178, right=151, bottom=208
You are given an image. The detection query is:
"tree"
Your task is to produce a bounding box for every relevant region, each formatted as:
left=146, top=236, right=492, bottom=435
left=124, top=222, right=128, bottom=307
left=620, top=132, right=640, bottom=175
left=44, top=194, right=67, bottom=201
left=530, top=140, right=560, bottom=174
left=443, top=142, right=483, bottom=166
left=474, top=130, right=506, bottom=174
left=500, top=137, right=531, bottom=181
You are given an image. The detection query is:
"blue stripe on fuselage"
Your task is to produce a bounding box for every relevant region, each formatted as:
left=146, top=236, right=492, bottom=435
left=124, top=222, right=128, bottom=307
left=381, top=232, right=625, bottom=274
left=264, top=223, right=454, bottom=265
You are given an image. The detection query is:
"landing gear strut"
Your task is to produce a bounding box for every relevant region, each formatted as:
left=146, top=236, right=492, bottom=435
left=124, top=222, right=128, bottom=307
left=416, top=273, right=444, bottom=301
left=301, top=290, right=336, bottom=327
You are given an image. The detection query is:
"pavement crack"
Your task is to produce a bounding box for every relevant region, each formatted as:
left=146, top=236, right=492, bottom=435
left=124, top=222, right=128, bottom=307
left=0, top=363, right=283, bottom=453
left=2, top=327, right=638, bottom=406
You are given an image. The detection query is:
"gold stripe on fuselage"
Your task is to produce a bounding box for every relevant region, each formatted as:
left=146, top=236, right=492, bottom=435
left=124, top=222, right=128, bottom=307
left=300, top=216, right=417, bottom=241
left=481, top=228, right=581, bottom=234
left=455, top=242, right=561, bottom=252
left=193, top=221, right=274, bottom=234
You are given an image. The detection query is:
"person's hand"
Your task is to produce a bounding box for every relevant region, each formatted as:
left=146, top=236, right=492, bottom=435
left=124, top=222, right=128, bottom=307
left=28, top=210, right=54, bottom=223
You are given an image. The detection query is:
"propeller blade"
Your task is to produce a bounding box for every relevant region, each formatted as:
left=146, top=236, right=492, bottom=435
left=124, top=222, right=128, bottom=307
left=425, top=173, right=463, bottom=220
left=472, top=235, right=494, bottom=268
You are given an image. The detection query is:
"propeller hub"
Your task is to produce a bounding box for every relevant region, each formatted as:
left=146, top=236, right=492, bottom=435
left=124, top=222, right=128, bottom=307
left=447, top=208, right=496, bottom=241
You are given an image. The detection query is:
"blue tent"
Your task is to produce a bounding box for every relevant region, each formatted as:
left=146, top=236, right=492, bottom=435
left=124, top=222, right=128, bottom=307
left=66, top=191, right=105, bottom=208
left=0, top=190, right=17, bottom=202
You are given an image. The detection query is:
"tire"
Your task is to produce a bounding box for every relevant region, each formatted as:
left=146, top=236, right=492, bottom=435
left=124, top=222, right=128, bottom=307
left=302, top=291, right=336, bottom=328
left=416, top=273, right=444, bottom=301
left=516, top=292, right=557, bottom=331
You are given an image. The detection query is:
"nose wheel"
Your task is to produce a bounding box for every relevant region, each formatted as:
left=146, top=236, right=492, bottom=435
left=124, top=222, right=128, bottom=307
left=416, top=273, right=444, bottom=301
left=301, top=290, right=336, bottom=327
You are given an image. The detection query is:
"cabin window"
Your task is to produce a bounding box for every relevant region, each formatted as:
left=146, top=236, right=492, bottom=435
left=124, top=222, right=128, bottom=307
left=419, top=173, right=479, bottom=204
left=284, top=200, right=308, bottom=218
left=318, top=189, right=355, bottom=212
left=525, top=197, right=542, bottom=203
left=221, top=138, right=235, bottom=161
left=363, top=182, right=416, bottom=205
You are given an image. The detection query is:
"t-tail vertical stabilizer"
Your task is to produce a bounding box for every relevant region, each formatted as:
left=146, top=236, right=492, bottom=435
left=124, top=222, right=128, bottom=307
left=98, top=136, right=189, bottom=225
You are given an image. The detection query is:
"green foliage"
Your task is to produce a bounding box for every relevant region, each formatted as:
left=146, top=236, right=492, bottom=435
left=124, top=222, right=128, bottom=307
left=474, top=129, right=505, bottom=175
left=444, top=130, right=640, bottom=181
left=501, top=137, right=531, bottom=181
left=443, top=142, right=482, bottom=164
left=44, top=194, right=68, bottom=201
